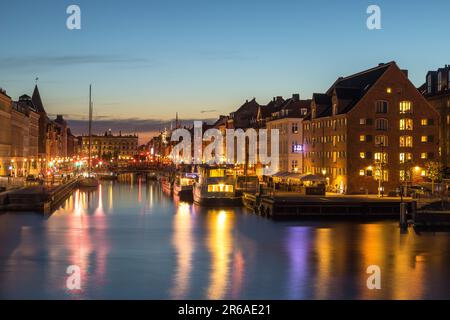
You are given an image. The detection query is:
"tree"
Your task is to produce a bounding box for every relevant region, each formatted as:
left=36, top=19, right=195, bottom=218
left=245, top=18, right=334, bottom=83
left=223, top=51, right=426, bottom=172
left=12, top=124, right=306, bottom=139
left=425, top=161, right=442, bottom=194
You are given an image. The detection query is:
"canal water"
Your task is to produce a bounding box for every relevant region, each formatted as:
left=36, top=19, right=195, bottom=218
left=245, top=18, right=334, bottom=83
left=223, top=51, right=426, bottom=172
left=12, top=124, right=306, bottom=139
left=1, top=176, right=450, bottom=299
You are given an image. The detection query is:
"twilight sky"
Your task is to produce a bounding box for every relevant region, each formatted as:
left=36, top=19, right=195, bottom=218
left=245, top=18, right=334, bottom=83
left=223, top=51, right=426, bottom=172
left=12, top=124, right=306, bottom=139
left=1, top=0, right=449, bottom=142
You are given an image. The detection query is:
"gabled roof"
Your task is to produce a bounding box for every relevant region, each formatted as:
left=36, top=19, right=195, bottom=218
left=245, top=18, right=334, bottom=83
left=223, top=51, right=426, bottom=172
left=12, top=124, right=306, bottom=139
left=32, top=85, right=46, bottom=113
left=326, top=62, right=391, bottom=95
left=231, top=98, right=261, bottom=128
left=259, top=96, right=285, bottom=118
left=307, top=62, right=394, bottom=119
left=233, top=98, right=260, bottom=115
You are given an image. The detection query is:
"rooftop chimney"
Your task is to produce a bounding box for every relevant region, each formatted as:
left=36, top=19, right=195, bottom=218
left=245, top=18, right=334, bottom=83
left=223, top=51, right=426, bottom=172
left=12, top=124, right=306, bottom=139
left=401, top=69, right=409, bottom=78
left=292, top=93, right=300, bottom=101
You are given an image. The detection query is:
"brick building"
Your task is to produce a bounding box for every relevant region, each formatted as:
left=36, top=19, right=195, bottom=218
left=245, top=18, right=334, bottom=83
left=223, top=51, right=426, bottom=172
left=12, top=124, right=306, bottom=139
left=420, top=65, right=450, bottom=173
left=302, top=62, right=440, bottom=194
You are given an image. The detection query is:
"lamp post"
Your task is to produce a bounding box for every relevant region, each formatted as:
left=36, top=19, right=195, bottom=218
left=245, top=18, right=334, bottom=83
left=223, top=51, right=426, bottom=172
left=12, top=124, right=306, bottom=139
left=378, top=142, right=384, bottom=198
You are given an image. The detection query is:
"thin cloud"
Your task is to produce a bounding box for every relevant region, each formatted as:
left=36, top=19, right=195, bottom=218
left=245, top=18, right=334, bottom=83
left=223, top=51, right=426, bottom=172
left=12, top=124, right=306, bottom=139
left=0, top=54, right=150, bottom=70
left=66, top=117, right=216, bottom=137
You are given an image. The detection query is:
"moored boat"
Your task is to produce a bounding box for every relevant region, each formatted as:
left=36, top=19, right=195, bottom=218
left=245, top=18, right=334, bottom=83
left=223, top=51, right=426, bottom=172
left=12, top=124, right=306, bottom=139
left=79, top=176, right=99, bottom=188
left=173, top=172, right=197, bottom=201
left=79, top=85, right=99, bottom=189
left=147, top=172, right=158, bottom=181
left=193, top=166, right=242, bottom=207
left=96, top=171, right=118, bottom=180
left=161, top=175, right=174, bottom=195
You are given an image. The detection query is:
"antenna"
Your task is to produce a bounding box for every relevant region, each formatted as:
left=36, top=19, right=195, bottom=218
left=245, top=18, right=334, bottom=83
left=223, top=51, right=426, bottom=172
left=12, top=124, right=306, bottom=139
left=88, top=84, right=93, bottom=176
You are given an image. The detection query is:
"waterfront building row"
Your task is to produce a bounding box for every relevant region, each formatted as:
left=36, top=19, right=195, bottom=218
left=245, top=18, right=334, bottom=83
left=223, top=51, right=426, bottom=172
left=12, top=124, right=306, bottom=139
left=148, top=61, right=448, bottom=194
left=0, top=85, right=77, bottom=177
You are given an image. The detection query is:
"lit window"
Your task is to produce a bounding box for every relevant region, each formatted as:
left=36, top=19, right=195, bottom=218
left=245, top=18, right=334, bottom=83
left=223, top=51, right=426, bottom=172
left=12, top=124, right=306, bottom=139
left=421, top=170, right=426, bottom=177
left=359, top=169, right=365, bottom=176
left=400, top=118, right=413, bottom=130
left=360, top=118, right=366, bottom=125
left=374, top=169, right=389, bottom=181
left=386, top=88, right=392, bottom=93
left=399, top=101, right=412, bottom=114
left=421, top=136, right=428, bottom=142
left=375, top=135, right=388, bottom=147
left=360, top=135, right=366, bottom=142
left=207, top=184, right=234, bottom=193
left=374, top=152, right=388, bottom=163
left=399, top=152, right=412, bottom=163
left=399, top=136, right=413, bottom=147
left=421, top=153, right=427, bottom=159
left=400, top=170, right=410, bottom=181
left=421, top=119, right=428, bottom=126
left=360, top=152, right=366, bottom=159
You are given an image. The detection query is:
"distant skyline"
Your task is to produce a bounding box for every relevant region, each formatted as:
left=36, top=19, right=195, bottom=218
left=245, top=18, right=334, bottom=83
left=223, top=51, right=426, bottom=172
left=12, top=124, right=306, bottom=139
left=1, top=0, right=449, bottom=142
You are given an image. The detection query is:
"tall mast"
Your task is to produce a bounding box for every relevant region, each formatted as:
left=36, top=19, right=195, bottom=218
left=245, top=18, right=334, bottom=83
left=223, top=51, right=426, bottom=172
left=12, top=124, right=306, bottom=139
left=88, top=84, right=93, bottom=176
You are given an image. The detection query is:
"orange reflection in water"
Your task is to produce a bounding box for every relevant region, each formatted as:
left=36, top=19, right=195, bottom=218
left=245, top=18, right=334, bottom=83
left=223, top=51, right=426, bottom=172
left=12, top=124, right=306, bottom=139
left=171, top=202, right=194, bottom=299
left=206, top=210, right=234, bottom=299
left=95, top=184, right=104, bottom=216
left=314, top=228, right=332, bottom=299
left=108, top=183, right=113, bottom=210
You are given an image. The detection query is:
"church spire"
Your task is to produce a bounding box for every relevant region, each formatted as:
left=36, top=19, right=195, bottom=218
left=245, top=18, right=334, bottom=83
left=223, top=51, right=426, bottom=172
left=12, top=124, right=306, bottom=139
left=32, top=84, right=46, bottom=113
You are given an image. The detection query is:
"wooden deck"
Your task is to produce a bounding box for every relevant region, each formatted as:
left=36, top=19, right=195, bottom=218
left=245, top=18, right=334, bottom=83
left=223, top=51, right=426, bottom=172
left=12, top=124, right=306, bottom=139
left=243, top=192, right=412, bottom=219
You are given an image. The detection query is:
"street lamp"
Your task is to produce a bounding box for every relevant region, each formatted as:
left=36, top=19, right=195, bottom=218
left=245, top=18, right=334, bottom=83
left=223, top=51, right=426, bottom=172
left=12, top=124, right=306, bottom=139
left=378, top=142, right=385, bottom=198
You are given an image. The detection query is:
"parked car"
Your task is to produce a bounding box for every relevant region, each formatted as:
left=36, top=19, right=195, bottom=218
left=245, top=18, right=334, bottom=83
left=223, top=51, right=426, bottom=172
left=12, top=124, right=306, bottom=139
left=407, top=185, right=431, bottom=196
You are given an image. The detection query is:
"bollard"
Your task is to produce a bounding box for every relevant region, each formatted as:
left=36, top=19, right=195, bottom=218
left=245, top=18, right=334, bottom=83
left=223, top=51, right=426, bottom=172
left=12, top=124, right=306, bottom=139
left=400, top=202, right=407, bottom=229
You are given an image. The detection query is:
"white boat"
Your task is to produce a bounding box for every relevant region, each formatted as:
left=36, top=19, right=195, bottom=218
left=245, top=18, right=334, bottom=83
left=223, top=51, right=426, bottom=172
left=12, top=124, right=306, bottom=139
left=193, top=166, right=242, bottom=207
left=173, top=172, right=197, bottom=201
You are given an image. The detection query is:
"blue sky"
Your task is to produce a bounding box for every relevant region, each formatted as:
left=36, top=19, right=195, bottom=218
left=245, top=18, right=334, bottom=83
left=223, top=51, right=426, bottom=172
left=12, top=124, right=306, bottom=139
left=1, top=0, right=449, bottom=139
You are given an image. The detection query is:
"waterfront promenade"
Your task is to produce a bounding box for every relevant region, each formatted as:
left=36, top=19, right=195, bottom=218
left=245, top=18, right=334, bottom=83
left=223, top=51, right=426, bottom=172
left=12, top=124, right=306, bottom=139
left=0, top=178, right=80, bottom=213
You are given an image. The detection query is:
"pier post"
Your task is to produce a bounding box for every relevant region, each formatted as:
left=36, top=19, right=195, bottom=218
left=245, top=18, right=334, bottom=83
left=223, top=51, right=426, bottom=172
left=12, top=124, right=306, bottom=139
left=400, top=202, right=408, bottom=230
left=411, top=201, right=417, bottom=223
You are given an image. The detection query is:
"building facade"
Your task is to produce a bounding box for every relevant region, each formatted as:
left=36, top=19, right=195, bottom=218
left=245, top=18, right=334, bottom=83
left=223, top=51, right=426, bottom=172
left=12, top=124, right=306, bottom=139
left=11, top=95, right=40, bottom=176
left=421, top=65, right=450, bottom=173
left=0, top=88, right=12, bottom=176
left=302, top=62, right=440, bottom=194
left=266, top=94, right=310, bottom=173
left=81, top=131, right=139, bottom=160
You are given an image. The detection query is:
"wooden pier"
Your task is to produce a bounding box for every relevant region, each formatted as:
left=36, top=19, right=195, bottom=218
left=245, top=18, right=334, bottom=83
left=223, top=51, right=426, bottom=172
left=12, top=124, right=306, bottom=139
left=243, top=192, right=412, bottom=219
left=412, top=199, right=450, bottom=230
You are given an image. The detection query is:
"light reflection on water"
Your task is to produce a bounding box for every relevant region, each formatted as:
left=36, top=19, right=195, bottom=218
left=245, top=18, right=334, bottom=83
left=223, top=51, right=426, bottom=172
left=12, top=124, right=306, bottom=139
left=1, top=175, right=450, bottom=299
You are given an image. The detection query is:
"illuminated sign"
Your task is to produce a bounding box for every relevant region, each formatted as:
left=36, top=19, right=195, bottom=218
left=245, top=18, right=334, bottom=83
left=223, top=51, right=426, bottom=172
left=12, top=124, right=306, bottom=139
left=292, top=144, right=303, bottom=153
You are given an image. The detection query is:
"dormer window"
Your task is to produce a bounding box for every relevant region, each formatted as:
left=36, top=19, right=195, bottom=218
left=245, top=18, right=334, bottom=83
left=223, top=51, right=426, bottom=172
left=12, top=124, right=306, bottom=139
left=332, top=103, right=338, bottom=115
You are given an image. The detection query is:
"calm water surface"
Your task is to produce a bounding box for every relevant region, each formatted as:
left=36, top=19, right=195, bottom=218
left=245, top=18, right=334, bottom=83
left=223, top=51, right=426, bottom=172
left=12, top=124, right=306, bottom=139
left=1, top=176, right=450, bottom=299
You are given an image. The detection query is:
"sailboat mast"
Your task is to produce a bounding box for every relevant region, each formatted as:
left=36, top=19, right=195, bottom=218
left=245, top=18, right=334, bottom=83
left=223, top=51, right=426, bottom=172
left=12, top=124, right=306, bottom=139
left=88, top=84, right=92, bottom=176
